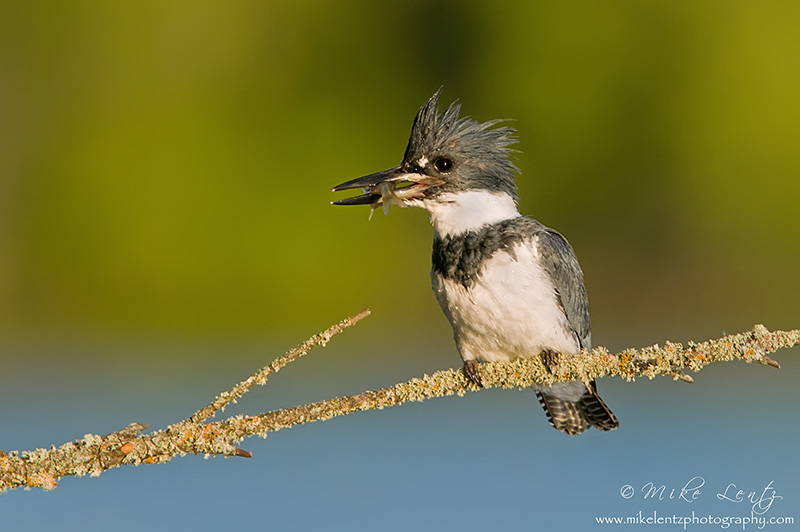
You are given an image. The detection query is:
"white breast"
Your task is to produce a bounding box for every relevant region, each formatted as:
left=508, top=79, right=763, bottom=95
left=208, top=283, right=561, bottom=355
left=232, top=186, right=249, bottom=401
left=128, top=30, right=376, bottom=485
left=410, top=190, right=521, bottom=237
left=432, top=239, right=579, bottom=363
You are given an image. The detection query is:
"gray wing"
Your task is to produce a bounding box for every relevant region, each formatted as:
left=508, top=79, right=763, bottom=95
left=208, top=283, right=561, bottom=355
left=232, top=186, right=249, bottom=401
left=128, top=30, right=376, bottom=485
left=532, top=224, right=618, bottom=434
left=535, top=228, right=591, bottom=350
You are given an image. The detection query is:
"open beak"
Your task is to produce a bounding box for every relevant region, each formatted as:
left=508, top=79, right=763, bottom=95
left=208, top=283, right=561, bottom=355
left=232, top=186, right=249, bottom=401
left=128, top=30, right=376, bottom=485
left=331, top=166, right=408, bottom=205
left=331, top=165, right=443, bottom=206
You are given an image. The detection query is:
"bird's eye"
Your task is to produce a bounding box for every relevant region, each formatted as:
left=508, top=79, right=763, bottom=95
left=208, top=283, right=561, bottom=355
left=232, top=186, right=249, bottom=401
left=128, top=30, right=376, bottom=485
left=434, top=157, right=453, bottom=172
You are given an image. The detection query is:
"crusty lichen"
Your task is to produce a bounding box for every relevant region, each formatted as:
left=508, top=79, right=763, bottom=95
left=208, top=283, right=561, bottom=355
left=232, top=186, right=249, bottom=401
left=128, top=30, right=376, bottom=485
left=1, top=320, right=796, bottom=494
left=190, top=309, right=372, bottom=424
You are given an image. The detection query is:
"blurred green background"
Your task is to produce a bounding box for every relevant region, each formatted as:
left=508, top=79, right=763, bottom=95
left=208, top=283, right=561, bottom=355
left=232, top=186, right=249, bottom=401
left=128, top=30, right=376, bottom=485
left=1, top=1, right=798, bottom=347
left=2, top=2, right=800, bottom=531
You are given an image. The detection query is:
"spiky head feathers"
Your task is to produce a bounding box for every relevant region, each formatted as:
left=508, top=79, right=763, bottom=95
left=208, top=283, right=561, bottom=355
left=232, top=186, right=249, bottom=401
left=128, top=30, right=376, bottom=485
left=402, top=89, right=519, bottom=199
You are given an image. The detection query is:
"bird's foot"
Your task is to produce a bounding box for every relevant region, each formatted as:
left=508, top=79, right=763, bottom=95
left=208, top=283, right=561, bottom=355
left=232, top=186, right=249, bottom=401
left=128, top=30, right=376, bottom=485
left=463, top=359, right=483, bottom=387
left=540, top=349, right=559, bottom=373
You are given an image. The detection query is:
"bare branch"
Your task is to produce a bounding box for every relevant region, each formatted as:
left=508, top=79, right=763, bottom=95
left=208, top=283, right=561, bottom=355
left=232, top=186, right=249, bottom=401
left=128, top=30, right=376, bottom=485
left=1, top=320, right=796, bottom=493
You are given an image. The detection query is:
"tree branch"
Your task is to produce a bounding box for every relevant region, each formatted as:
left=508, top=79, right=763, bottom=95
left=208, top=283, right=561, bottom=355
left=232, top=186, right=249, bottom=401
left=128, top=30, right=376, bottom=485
left=1, top=314, right=796, bottom=493
left=190, top=308, right=372, bottom=424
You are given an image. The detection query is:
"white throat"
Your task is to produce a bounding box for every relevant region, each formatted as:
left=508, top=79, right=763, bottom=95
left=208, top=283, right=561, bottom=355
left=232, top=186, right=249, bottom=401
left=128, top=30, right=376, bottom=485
left=410, top=190, right=520, bottom=237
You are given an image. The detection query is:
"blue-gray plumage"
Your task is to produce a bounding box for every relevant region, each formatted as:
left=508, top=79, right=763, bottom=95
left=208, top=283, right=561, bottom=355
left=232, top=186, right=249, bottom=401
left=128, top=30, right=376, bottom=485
left=332, top=89, right=618, bottom=435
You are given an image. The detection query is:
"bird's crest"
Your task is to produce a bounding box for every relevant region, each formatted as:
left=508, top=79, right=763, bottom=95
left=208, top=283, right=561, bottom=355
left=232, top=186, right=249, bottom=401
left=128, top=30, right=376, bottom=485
left=404, top=89, right=520, bottom=199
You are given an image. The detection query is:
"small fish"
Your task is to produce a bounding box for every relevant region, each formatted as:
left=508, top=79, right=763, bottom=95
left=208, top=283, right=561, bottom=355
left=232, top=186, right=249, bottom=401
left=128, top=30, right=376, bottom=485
left=367, top=182, right=407, bottom=220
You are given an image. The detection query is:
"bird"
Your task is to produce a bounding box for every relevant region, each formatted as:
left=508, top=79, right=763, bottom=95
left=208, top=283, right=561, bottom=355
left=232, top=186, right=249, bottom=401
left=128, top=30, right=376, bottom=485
left=331, top=89, right=618, bottom=435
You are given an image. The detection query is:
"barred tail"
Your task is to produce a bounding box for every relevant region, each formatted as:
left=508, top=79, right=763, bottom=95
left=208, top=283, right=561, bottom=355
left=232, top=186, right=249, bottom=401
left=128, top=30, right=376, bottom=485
left=535, top=380, right=618, bottom=435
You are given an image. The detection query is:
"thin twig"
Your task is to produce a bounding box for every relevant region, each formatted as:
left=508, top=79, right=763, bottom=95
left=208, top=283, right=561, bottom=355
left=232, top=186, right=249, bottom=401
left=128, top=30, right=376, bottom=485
left=190, top=308, right=370, bottom=423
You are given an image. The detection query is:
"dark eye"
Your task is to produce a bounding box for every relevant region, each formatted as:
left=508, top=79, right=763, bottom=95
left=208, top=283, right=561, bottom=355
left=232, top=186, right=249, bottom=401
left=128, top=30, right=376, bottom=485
left=434, top=157, right=453, bottom=172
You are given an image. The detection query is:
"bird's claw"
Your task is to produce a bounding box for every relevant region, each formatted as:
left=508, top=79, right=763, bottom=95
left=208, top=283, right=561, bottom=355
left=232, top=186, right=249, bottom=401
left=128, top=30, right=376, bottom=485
left=463, top=359, right=483, bottom=387
left=540, top=349, right=559, bottom=373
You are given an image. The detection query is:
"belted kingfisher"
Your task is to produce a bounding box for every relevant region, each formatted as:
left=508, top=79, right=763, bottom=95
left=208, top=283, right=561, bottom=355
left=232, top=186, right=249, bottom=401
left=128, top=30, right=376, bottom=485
left=331, top=90, right=618, bottom=435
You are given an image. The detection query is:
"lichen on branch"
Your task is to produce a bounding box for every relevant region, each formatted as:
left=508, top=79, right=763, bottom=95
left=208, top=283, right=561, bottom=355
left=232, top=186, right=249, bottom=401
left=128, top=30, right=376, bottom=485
left=1, top=312, right=796, bottom=494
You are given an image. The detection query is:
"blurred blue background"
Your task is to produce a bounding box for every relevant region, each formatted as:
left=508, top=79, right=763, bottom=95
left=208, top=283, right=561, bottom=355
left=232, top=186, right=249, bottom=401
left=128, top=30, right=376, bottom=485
left=1, top=1, right=798, bottom=530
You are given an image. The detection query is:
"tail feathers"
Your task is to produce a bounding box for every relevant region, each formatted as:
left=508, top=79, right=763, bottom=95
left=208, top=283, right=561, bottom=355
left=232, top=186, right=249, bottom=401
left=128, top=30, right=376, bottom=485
left=536, top=381, right=619, bottom=435
left=536, top=391, right=590, bottom=435
left=579, top=382, right=619, bottom=431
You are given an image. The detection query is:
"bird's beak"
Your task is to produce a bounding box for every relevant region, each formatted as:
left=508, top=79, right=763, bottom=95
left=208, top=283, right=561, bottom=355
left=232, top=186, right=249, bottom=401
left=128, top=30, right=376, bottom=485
left=330, top=166, right=409, bottom=205
left=331, top=165, right=444, bottom=206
